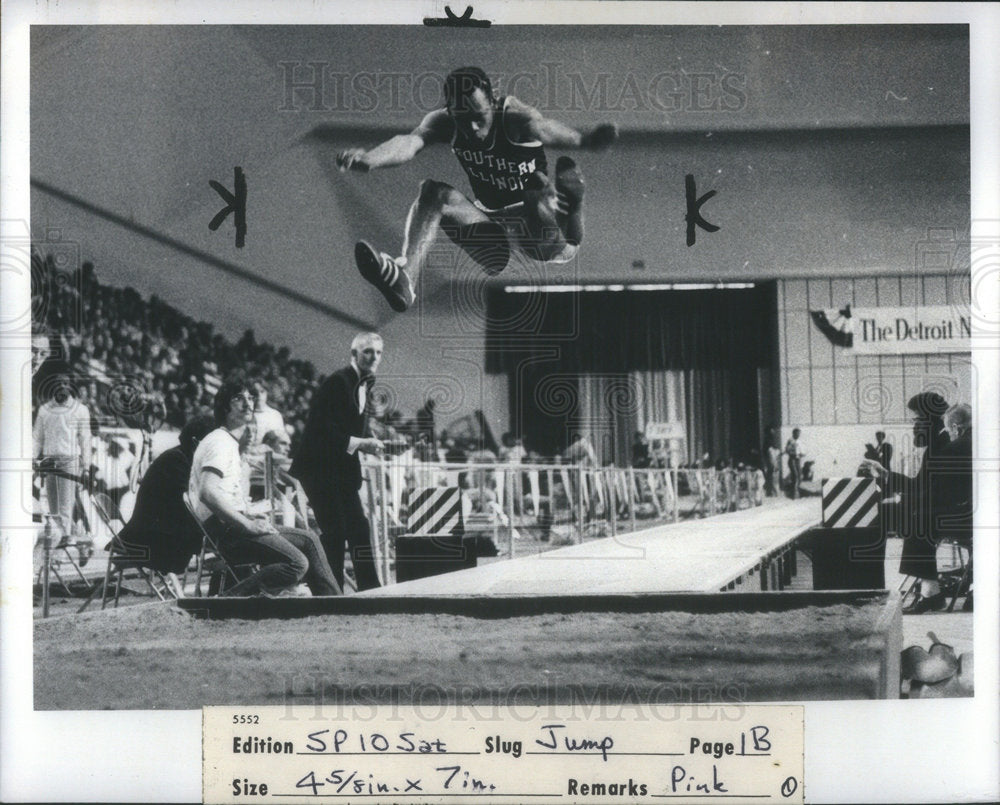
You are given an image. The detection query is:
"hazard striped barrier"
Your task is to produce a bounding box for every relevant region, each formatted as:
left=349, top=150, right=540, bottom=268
left=406, top=486, right=463, bottom=535
left=822, top=477, right=880, bottom=528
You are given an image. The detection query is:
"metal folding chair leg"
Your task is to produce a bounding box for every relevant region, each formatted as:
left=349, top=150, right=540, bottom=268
left=184, top=494, right=255, bottom=597
left=89, top=494, right=184, bottom=609
left=77, top=554, right=115, bottom=613
left=898, top=574, right=921, bottom=609
left=937, top=540, right=972, bottom=613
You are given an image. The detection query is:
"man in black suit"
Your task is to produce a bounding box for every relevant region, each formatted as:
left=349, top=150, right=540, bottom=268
left=291, top=332, right=385, bottom=590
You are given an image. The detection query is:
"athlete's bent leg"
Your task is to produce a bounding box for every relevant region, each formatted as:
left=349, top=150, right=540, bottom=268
left=415, top=180, right=511, bottom=276
left=357, top=179, right=512, bottom=312
left=450, top=221, right=511, bottom=276
left=399, top=179, right=510, bottom=280
left=520, top=171, right=573, bottom=262
left=355, top=178, right=459, bottom=312
left=554, top=156, right=585, bottom=247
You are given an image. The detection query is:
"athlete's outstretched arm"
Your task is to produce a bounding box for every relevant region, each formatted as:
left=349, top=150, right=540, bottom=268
left=336, top=110, right=453, bottom=172
left=506, top=97, right=618, bottom=150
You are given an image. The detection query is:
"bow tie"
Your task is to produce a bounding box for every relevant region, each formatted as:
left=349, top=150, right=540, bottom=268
left=356, top=374, right=375, bottom=411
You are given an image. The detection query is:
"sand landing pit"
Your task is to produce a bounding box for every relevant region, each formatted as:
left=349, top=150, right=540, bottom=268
left=34, top=591, right=900, bottom=709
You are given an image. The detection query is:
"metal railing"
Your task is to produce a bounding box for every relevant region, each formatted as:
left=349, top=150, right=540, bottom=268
left=32, top=450, right=769, bottom=607
left=360, top=458, right=766, bottom=586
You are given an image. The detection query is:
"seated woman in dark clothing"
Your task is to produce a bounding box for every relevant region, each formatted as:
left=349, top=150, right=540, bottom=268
left=116, top=414, right=216, bottom=573
left=862, top=392, right=955, bottom=614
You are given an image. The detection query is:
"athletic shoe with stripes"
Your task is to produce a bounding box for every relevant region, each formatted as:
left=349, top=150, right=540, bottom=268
left=354, top=241, right=412, bottom=312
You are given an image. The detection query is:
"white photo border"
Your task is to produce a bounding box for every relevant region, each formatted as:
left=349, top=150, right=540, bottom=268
left=2, top=2, right=998, bottom=802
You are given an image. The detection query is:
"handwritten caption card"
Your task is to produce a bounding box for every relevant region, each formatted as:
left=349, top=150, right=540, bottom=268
left=204, top=704, right=803, bottom=803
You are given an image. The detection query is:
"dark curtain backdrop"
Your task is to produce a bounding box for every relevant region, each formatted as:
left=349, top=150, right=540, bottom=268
left=487, top=284, right=778, bottom=464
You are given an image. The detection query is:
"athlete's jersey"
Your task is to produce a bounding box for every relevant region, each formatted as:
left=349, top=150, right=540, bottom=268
left=451, top=96, right=548, bottom=211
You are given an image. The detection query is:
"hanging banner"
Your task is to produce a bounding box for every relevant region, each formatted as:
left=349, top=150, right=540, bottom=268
left=848, top=305, right=971, bottom=355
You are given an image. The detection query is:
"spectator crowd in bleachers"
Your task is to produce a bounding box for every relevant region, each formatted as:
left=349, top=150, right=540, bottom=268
left=32, top=249, right=321, bottom=440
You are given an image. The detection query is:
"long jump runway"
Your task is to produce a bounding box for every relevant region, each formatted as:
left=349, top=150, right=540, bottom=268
left=365, top=497, right=821, bottom=598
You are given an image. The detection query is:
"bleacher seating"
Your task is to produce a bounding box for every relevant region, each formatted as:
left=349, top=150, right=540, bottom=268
left=32, top=248, right=321, bottom=444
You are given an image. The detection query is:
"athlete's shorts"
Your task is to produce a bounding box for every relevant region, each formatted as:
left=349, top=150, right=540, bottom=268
left=474, top=200, right=578, bottom=265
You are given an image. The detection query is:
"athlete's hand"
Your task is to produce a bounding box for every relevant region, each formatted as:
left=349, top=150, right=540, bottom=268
left=583, top=122, right=619, bottom=150
left=336, top=149, right=371, bottom=173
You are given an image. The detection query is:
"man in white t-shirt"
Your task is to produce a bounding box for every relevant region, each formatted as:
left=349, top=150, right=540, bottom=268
left=188, top=374, right=341, bottom=597
left=249, top=379, right=285, bottom=451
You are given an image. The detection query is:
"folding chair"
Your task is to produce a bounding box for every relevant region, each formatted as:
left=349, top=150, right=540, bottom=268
left=897, top=573, right=921, bottom=608
left=35, top=470, right=96, bottom=595
left=37, top=514, right=94, bottom=591
left=78, top=492, right=183, bottom=612
left=895, top=537, right=972, bottom=612
left=937, top=538, right=972, bottom=613
left=183, top=493, right=256, bottom=596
